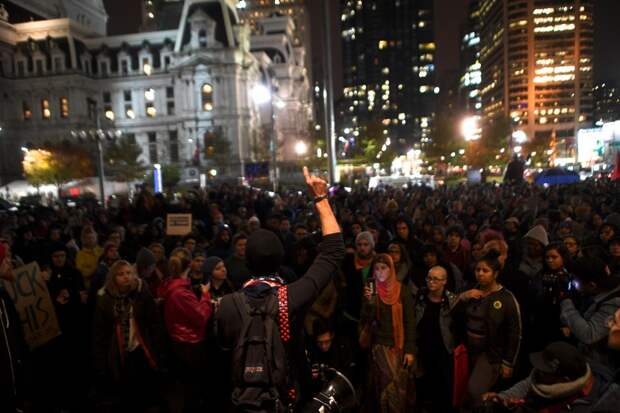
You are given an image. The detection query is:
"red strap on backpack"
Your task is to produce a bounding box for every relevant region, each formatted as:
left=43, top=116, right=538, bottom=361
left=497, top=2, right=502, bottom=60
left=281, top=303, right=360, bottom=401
left=277, top=286, right=290, bottom=343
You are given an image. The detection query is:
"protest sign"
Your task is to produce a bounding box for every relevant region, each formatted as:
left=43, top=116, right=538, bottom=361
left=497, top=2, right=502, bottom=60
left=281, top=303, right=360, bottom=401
left=1, top=262, right=61, bottom=349
left=166, top=213, right=193, bottom=236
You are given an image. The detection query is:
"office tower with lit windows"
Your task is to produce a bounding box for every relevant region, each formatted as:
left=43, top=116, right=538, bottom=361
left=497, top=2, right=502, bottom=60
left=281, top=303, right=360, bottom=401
left=339, top=0, right=437, bottom=156
left=594, top=82, right=620, bottom=125
left=459, top=0, right=482, bottom=115
left=479, top=0, right=594, bottom=160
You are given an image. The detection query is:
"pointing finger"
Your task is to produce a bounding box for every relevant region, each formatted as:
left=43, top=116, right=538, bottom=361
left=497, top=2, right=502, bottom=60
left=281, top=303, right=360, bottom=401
left=303, top=166, right=310, bottom=182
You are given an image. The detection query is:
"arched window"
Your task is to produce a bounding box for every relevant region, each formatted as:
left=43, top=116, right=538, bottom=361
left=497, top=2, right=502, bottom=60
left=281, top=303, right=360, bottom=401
left=198, top=29, right=207, bottom=48
left=202, top=83, right=213, bottom=111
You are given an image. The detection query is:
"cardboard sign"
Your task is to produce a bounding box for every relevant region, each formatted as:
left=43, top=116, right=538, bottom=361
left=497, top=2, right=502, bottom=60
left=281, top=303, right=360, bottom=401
left=1, top=263, right=61, bottom=349
left=166, top=213, right=193, bottom=236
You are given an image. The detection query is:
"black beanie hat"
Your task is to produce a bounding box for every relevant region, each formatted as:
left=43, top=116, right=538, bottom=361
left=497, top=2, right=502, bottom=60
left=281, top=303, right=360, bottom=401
left=246, top=229, right=284, bottom=276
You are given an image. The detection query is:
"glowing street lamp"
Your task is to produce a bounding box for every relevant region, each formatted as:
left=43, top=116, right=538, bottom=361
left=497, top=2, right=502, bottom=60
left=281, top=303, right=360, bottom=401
left=512, top=130, right=528, bottom=144
left=251, top=84, right=271, bottom=105
left=294, top=140, right=308, bottom=156
left=461, top=116, right=481, bottom=141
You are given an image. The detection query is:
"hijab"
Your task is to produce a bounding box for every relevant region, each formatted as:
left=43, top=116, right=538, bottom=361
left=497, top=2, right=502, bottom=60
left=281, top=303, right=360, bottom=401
left=373, top=254, right=404, bottom=350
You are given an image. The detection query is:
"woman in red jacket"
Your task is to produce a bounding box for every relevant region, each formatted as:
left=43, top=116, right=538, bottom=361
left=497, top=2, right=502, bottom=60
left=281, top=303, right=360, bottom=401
left=159, top=254, right=212, bottom=412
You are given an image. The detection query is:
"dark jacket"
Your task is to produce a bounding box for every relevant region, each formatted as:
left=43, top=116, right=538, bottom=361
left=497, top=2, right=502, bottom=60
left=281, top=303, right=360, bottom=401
left=216, top=233, right=345, bottom=406
left=341, top=253, right=370, bottom=323
left=92, top=279, right=165, bottom=381
left=457, top=287, right=523, bottom=368
left=414, top=289, right=458, bottom=355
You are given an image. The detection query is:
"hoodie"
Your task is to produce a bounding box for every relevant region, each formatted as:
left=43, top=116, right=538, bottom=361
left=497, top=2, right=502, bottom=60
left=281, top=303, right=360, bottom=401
left=159, top=277, right=212, bottom=344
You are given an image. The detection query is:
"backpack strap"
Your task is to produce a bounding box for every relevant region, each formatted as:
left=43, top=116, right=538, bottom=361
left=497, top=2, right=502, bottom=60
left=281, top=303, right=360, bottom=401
left=277, top=285, right=290, bottom=343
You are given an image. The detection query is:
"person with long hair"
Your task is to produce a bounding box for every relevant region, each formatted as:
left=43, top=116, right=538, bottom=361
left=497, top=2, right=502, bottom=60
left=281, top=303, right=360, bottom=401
left=361, top=253, right=415, bottom=412
left=529, top=242, right=574, bottom=352
left=92, top=260, right=165, bottom=412
left=457, top=250, right=522, bottom=408
left=158, top=254, right=212, bottom=412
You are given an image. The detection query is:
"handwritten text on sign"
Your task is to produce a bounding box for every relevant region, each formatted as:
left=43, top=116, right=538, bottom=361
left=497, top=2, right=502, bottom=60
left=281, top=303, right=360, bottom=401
left=1, top=263, right=61, bottom=349
left=166, top=213, right=193, bottom=236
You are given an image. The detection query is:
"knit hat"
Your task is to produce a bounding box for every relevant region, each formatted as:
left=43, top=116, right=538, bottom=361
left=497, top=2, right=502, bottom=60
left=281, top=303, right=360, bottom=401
left=355, top=231, right=375, bottom=249
left=203, top=256, right=223, bottom=278
left=246, top=229, right=284, bottom=275
left=135, top=247, right=156, bottom=276
left=524, top=225, right=549, bottom=246
left=529, top=342, right=587, bottom=380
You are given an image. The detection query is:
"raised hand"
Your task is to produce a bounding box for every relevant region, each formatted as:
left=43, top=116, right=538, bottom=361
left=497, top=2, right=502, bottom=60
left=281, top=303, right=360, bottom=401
left=303, top=166, right=328, bottom=199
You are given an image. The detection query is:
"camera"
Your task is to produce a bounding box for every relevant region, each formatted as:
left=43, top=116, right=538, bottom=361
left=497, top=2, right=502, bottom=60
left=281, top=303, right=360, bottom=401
left=541, top=270, right=575, bottom=304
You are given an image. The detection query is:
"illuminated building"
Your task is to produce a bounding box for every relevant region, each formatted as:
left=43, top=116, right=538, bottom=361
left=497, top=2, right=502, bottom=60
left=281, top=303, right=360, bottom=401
left=339, top=0, right=437, bottom=155
left=0, top=0, right=308, bottom=184
left=459, top=0, right=482, bottom=114
left=594, top=82, right=620, bottom=125
left=479, top=0, right=594, bottom=158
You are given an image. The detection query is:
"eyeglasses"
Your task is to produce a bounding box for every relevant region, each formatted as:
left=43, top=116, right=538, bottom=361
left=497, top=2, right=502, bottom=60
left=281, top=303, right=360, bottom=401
left=426, top=276, right=447, bottom=283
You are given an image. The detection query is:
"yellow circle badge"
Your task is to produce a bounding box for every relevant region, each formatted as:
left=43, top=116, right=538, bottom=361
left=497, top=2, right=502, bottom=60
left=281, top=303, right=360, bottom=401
left=493, top=300, right=502, bottom=310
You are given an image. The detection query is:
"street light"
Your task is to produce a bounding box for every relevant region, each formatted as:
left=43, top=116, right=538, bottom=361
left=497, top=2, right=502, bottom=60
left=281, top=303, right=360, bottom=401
left=461, top=116, right=481, bottom=141
left=512, top=130, right=528, bottom=144
left=294, top=141, right=308, bottom=156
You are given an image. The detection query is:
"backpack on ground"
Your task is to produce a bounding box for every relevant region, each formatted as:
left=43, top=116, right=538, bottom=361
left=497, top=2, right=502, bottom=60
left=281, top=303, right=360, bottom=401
left=230, top=288, right=290, bottom=412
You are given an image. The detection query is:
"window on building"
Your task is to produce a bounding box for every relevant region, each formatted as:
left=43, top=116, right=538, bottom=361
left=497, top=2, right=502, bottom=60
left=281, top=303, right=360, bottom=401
left=35, top=59, right=44, bottom=75
left=54, top=56, right=63, bottom=72
left=125, top=105, right=135, bottom=119
left=23, top=102, right=32, bottom=120
left=166, top=87, right=175, bottom=115
left=121, top=59, right=129, bottom=74
left=103, top=92, right=111, bottom=104
left=142, top=57, right=152, bottom=75
left=105, top=106, right=114, bottom=120
left=202, top=83, right=213, bottom=111
left=41, top=99, right=51, bottom=119
left=199, top=29, right=207, bottom=47
left=100, top=61, right=108, bottom=76
left=146, top=102, right=156, bottom=117
left=148, top=132, right=158, bottom=163
left=124, top=90, right=131, bottom=102
left=164, top=56, right=171, bottom=68
left=60, top=97, right=69, bottom=118
left=169, top=130, right=179, bottom=162
left=84, top=60, right=91, bottom=75
left=16, top=61, right=25, bottom=77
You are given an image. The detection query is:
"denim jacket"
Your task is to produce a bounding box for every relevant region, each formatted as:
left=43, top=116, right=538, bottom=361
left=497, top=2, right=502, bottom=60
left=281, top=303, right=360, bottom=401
left=560, top=285, right=620, bottom=370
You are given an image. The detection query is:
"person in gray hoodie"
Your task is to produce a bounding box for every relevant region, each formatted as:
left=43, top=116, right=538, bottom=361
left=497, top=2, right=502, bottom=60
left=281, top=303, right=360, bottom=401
left=519, top=225, right=549, bottom=280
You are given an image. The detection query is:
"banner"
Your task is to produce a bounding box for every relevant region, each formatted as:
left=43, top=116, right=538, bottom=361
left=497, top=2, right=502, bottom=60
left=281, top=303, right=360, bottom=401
left=1, top=263, right=61, bottom=349
left=166, top=213, right=193, bottom=236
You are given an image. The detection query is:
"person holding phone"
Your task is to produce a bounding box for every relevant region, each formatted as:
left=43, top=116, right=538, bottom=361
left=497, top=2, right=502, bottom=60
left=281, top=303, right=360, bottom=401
left=361, top=253, right=415, bottom=412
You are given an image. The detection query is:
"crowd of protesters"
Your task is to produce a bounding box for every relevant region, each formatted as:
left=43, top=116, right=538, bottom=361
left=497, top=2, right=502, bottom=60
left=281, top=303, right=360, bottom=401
left=1, top=176, right=620, bottom=413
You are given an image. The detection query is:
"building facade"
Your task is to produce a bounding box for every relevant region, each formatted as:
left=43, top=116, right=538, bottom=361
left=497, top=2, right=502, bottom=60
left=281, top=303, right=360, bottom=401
left=459, top=0, right=482, bottom=116
left=479, top=0, right=594, bottom=158
left=594, top=81, right=620, bottom=125
left=0, top=0, right=311, bottom=186
left=338, top=0, right=437, bottom=159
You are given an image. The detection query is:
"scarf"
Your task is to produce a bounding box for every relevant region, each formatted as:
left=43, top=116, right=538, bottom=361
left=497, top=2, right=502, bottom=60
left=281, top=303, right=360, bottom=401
left=355, top=253, right=375, bottom=284
left=111, top=290, right=133, bottom=352
left=375, top=254, right=404, bottom=351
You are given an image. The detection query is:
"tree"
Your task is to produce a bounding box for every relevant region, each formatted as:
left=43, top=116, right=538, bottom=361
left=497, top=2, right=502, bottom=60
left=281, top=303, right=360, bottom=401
left=467, top=115, right=512, bottom=168
left=146, top=163, right=181, bottom=192
left=104, top=137, right=146, bottom=182
left=23, top=142, right=94, bottom=197
left=204, top=129, right=231, bottom=172
left=426, top=113, right=462, bottom=161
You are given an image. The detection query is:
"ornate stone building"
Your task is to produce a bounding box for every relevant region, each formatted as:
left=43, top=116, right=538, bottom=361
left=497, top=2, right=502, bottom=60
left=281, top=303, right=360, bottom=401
left=0, top=0, right=311, bottom=186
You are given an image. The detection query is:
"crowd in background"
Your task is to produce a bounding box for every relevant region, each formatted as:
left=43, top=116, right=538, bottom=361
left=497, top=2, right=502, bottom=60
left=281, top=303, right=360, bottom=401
left=1, top=178, right=620, bottom=413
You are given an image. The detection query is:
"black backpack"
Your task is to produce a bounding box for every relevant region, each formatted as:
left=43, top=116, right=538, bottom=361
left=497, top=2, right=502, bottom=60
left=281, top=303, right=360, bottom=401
left=230, top=287, right=290, bottom=412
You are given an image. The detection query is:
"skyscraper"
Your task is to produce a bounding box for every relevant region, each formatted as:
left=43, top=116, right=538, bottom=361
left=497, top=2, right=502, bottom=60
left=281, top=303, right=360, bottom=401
left=459, top=0, right=482, bottom=115
left=338, top=0, right=437, bottom=157
left=479, top=0, right=594, bottom=159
